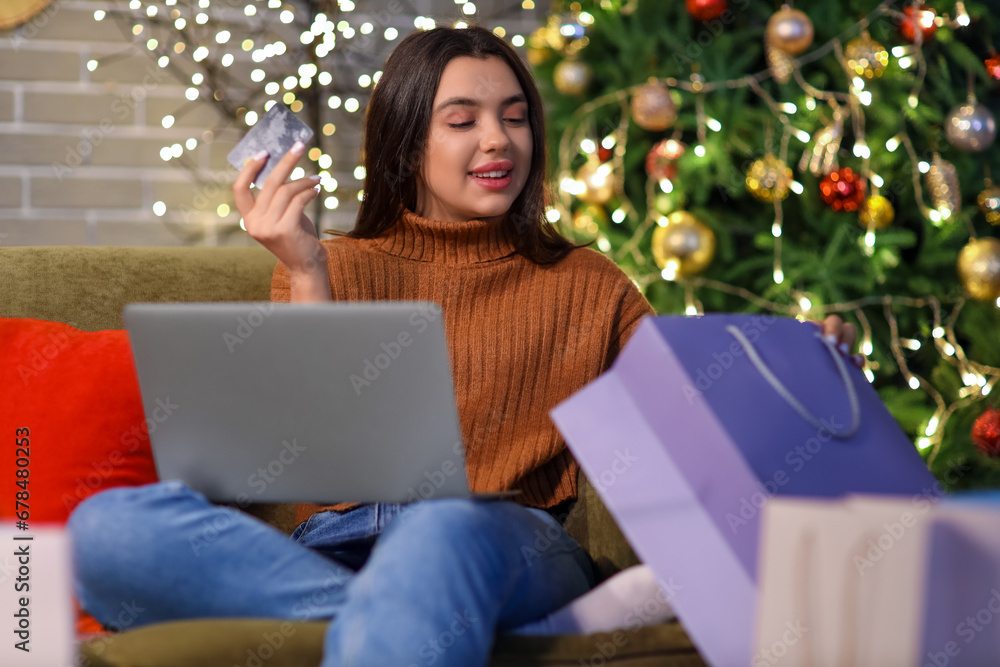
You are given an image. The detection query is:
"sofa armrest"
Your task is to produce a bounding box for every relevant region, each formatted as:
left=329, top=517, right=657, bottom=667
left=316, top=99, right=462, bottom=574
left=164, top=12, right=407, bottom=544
left=562, top=468, right=639, bottom=584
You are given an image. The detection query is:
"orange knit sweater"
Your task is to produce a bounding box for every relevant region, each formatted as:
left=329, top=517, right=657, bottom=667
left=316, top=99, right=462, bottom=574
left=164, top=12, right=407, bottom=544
left=270, top=208, right=655, bottom=525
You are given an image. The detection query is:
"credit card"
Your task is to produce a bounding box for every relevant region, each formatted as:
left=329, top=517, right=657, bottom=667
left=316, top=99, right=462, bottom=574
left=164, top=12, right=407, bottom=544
left=227, top=103, right=314, bottom=187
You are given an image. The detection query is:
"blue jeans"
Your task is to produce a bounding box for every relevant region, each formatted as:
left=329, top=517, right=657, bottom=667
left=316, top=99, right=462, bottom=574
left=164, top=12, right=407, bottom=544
left=68, top=480, right=596, bottom=667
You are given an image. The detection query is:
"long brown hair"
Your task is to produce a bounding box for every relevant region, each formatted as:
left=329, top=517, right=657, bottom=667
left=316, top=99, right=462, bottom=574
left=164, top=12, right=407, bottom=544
left=324, top=25, right=592, bottom=265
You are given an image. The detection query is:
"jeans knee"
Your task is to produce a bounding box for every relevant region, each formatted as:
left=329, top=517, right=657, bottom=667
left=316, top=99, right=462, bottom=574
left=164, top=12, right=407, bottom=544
left=70, top=481, right=181, bottom=531
left=68, top=481, right=194, bottom=568
left=399, top=499, right=493, bottom=536
left=394, top=499, right=513, bottom=569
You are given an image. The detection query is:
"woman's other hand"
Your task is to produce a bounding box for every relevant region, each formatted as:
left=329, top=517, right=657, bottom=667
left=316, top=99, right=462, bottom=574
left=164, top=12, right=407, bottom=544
left=810, top=314, right=864, bottom=369
left=233, top=141, right=326, bottom=276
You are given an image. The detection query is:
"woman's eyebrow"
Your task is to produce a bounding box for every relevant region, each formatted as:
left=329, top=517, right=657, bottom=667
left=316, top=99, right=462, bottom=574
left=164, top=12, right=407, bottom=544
left=434, top=94, right=527, bottom=114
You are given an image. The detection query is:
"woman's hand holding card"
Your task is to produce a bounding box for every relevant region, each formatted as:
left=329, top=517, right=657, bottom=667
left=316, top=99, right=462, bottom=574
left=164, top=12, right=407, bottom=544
left=232, top=141, right=326, bottom=278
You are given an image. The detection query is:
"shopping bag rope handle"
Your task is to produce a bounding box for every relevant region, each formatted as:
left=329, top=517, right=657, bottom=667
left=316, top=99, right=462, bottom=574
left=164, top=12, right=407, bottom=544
left=725, top=325, right=861, bottom=439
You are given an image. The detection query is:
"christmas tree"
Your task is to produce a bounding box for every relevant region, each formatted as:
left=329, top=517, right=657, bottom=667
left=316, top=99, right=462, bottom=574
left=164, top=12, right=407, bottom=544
left=531, top=0, right=1000, bottom=489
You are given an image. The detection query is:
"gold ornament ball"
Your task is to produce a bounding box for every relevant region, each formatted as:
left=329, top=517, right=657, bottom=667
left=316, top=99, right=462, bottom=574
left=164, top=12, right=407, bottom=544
left=926, top=155, right=961, bottom=219
left=844, top=33, right=888, bottom=79
left=978, top=186, right=1000, bottom=226
left=554, top=59, right=591, bottom=96
left=575, top=160, right=614, bottom=205
left=859, top=195, right=895, bottom=229
left=957, top=237, right=1000, bottom=301
left=651, top=211, right=716, bottom=278
left=746, top=155, right=793, bottom=202
left=631, top=81, right=678, bottom=132
left=766, top=7, right=814, bottom=55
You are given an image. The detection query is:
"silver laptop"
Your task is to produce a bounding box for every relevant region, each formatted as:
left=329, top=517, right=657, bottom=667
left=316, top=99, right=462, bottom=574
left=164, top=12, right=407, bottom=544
left=123, top=302, right=519, bottom=505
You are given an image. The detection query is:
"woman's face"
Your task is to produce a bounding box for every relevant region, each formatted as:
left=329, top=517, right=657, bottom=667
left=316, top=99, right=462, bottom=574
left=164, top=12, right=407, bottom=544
left=415, top=55, right=533, bottom=225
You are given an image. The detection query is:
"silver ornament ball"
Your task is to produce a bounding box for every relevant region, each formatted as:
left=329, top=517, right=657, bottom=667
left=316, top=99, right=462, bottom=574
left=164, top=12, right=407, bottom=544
left=946, top=101, right=997, bottom=152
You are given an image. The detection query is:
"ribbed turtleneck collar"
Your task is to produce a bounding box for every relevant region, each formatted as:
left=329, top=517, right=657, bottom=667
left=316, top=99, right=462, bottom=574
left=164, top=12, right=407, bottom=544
left=368, top=208, right=518, bottom=264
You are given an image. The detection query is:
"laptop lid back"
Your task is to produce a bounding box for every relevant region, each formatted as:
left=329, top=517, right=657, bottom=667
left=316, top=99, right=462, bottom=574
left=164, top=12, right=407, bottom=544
left=123, top=302, right=471, bottom=504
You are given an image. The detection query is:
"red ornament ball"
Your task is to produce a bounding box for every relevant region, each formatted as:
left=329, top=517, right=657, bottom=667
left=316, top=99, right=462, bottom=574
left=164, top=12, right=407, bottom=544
left=686, top=0, right=728, bottom=21
left=819, top=167, right=866, bottom=212
left=986, top=55, right=1000, bottom=83
left=899, top=4, right=937, bottom=44
left=645, top=139, right=686, bottom=182
left=972, top=407, right=1000, bottom=457
left=598, top=144, right=612, bottom=162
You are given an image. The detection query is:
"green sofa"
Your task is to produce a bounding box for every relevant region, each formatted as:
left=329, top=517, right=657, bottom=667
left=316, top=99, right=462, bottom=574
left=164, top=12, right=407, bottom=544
left=0, top=245, right=707, bottom=666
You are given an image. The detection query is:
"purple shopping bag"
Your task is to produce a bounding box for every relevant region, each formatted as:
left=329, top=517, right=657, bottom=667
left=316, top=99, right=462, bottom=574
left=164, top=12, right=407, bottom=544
left=550, top=314, right=935, bottom=667
left=921, top=499, right=1000, bottom=665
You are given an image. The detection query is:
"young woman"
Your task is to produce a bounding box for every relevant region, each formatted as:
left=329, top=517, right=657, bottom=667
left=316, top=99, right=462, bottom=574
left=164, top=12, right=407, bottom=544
left=69, top=25, right=858, bottom=667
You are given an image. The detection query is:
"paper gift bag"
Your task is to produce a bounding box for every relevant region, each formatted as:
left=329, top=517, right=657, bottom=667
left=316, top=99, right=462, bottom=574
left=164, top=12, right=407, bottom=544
left=756, top=495, right=1000, bottom=666
left=921, top=498, right=1000, bottom=666
left=549, top=314, right=935, bottom=667
left=756, top=496, right=934, bottom=666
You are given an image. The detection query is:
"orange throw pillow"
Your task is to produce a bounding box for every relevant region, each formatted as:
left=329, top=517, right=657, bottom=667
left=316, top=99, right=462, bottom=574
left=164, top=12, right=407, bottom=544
left=0, top=318, right=159, bottom=635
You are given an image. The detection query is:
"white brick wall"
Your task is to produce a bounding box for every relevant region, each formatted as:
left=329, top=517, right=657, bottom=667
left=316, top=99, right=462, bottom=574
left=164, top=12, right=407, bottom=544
left=0, top=0, right=544, bottom=246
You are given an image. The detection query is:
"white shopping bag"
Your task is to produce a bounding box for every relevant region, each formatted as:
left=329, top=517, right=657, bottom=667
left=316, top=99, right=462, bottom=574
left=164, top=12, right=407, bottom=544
left=755, top=495, right=1000, bottom=666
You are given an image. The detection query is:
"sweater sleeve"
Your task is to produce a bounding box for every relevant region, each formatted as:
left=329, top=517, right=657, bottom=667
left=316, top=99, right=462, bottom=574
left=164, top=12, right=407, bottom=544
left=606, top=277, right=656, bottom=369
left=269, top=259, right=291, bottom=303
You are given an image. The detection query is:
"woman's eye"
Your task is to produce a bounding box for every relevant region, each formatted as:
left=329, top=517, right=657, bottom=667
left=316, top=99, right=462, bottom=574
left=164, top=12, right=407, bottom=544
left=447, top=118, right=526, bottom=129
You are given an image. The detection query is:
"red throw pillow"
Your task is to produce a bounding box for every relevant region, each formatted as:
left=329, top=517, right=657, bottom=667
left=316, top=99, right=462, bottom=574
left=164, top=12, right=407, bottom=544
left=0, top=318, right=159, bottom=635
